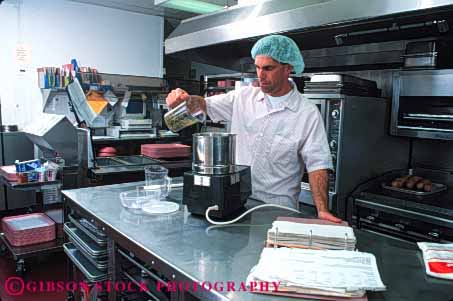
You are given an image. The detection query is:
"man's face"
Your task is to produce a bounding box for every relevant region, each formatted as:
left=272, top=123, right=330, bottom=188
left=255, top=55, right=292, bottom=96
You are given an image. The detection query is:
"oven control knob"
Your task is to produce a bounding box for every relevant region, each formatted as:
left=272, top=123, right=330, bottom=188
left=331, top=109, right=340, bottom=119
left=395, top=223, right=405, bottom=230
left=329, top=140, right=337, bottom=149
left=428, top=231, right=440, bottom=238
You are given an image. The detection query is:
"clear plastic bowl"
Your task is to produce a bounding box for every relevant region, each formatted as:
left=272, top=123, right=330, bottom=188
left=119, top=187, right=161, bottom=209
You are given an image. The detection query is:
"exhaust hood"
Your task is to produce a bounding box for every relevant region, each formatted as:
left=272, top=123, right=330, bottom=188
left=165, top=0, right=453, bottom=58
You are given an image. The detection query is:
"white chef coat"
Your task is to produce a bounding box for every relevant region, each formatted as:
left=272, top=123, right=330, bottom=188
left=205, top=80, right=333, bottom=208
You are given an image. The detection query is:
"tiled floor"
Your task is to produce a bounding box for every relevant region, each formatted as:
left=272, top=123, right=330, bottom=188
left=0, top=250, right=67, bottom=301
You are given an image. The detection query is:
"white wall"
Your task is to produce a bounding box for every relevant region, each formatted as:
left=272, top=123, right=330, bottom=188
left=0, top=0, right=164, bottom=129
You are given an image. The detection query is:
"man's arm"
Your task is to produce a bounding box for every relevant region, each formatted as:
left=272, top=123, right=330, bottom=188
left=308, top=169, right=342, bottom=223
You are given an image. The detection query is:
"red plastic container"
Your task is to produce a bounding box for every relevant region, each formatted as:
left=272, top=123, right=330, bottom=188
left=2, top=213, right=56, bottom=247
left=141, top=143, right=191, bottom=159
left=0, top=165, right=19, bottom=182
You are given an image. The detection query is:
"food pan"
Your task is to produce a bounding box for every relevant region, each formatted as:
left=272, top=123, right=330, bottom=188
left=381, top=182, right=447, bottom=196
left=67, top=214, right=107, bottom=246
left=63, top=243, right=108, bottom=283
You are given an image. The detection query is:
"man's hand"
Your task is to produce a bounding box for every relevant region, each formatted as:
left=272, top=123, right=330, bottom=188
left=308, top=169, right=342, bottom=223
left=318, top=210, right=342, bottom=223
left=166, top=88, right=190, bottom=109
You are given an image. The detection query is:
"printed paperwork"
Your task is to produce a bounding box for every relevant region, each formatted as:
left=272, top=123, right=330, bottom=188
left=247, top=247, right=386, bottom=299
left=418, top=242, right=453, bottom=280
left=267, top=218, right=356, bottom=250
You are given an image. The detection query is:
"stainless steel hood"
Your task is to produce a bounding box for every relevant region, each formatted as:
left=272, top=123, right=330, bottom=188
left=165, top=0, right=453, bottom=58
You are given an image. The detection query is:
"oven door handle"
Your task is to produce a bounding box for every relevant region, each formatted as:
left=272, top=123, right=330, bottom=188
left=355, top=198, right=453, bottom=228
left=403, top=113, right=453, bottom=122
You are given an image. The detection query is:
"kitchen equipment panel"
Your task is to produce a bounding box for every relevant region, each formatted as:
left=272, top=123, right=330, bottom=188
left=300, top=94, right=408, bottom=218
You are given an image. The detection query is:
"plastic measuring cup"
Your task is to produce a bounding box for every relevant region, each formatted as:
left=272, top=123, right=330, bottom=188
left=144, top=165, right=172, bottom=199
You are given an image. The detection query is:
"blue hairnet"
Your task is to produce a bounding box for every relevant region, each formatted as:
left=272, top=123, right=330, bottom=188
left=251, top=35, right=304, bottom=75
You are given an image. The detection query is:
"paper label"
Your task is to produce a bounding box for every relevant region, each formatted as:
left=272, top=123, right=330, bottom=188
left=194, top=175, right=210, bottom=187
left=16, top=43, right=32, bottom=66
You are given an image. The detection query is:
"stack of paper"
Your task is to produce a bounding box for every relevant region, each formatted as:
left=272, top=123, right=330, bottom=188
left=267, top=218, right=356, bottom=250
left=247, top=247, right=386, bottom=300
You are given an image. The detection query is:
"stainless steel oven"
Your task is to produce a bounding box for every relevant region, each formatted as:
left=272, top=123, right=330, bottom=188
left=391, top=69, right=453, bottom=140
left=299, top=94, right=408, bottom=219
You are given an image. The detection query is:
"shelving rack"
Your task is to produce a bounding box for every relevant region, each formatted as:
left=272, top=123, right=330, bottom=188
left=0, top=177, right=63, bottom=275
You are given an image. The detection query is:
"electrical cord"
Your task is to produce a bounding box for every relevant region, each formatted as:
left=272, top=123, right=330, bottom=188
left=205, top=223, right=269, bottom=236
left=205, top=204, right=301, bottom=225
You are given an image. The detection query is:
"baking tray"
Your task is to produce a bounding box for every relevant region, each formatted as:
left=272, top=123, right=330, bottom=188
left=114, top=155, right=159, bottom=165
left=67, top=234, right=108, bottom=271
left=63, top=243, right=108, bottom=283
left=64, top=223, right=107, bottom=258
left=68, top=214, right=107, bottom=246
left=381, top=182, right=447, bottom=196
left=95, top=157, right=123, bottom=167
left=65, top=226, right=108, bottom=271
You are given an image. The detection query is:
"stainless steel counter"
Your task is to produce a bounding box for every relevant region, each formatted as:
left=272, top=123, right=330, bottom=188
left=62, top=181, right=453, bottom=301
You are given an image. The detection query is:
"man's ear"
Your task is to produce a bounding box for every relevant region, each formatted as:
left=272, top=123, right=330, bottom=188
left=286, top=64, right=294, bottom=76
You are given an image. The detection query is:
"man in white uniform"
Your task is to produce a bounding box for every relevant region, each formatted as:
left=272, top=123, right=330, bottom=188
left=166, top=35, right=341, bottom=222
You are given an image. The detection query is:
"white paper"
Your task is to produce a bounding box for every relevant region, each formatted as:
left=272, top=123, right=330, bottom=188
left=418, top=242, right=453, bottom=280
left=270, top=221, right=355, bottom=239
left=247, top=247, right=386, bottom=295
